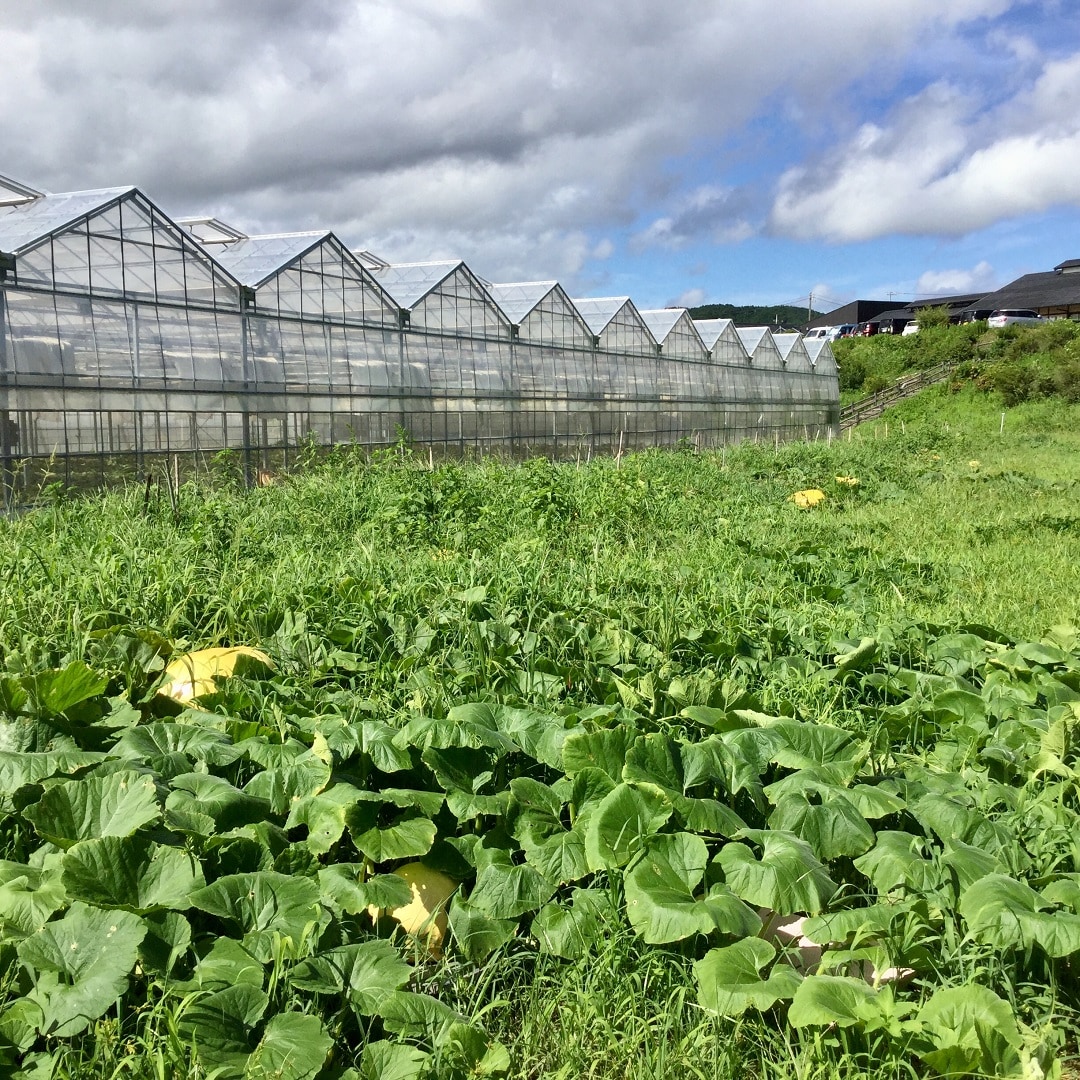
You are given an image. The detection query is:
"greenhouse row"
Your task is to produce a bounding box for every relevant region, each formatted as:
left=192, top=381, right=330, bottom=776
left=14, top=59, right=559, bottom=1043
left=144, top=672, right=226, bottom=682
left=0, top=174, right=839, bottom=491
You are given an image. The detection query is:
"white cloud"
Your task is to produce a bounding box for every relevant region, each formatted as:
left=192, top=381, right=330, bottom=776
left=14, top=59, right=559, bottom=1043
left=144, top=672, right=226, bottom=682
left=770, top=52, right=1080, bottom=243
left=916, top=260, right=997, bottom=295
left=673, top=287, right=707, bottom=308
left=0, top=0, right=1020, bottom=288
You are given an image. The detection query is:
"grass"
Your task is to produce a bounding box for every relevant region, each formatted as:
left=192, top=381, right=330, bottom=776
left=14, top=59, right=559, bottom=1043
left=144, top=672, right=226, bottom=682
left=0, top=386, right=1078, bottom=1078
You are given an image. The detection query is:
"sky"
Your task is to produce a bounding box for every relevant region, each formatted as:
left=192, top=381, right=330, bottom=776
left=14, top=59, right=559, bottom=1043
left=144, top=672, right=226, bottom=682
left=3, top=0, right=1080, bottom=315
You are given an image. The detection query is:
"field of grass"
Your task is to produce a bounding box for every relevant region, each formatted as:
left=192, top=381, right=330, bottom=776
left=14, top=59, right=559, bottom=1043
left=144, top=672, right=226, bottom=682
left=0, top=386, right=1078, bottom=1079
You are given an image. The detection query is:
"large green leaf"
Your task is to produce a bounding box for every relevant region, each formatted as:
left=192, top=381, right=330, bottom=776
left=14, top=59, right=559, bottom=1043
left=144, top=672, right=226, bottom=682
left=244, top=753, right=332, bottom=814
left=377, top=989, right=463, bottom=1039
left=138, top=911, right=192, bottom=978
left=521, top=825, right=590, bottom=886
left=788, top=974, right=883, bottom=1028
left=166, top=773, right=271, bottom=835
left=469, top=863, right=555, bottom=919
left=533, top=889, right=611, bottom=959
left=111, top=722, right=239, bottom=768
left=290, top=940, right=411, bottom=1013
left=716, top=831, right=836, bottom=915
left=0, top=751, right=105, bottom=797
left=22, top=662, right=108, bottom=717
left=562, top=727, right=636, bottom=782
left=347, top=810, right=438, bottom=863
left=915, top=984, right=1022, bottom=1078
left=358, top=1040, right=429, bottom=1080
left=694, top=937, right=802, bottom=1016
left=767, top=722, right=862, bottom=771
left=286, top=784, right=364, bottom=855
left=0, top=859, right=66, bottom=938
left=61, top=835, right=204, bottom=912
left=23, top=770, right=161, bottom=847
left=584, top=783, right=671, bottom=870
left=17, top=903, right=146, bottom=1037
left=190, top=938, right=265, bottom=990
left=959, top=874, right=1080, bottom=957
left=179, top=984, right=268, bottom=1071
left=911, top=793, right=1029, bottom=873
left=244, top=1012, right=332, bottom=1080
left=671, top=795, right=746, bottom=838
left=318, top=865, right=412, bottom=915
left=358, top=721, right=414, bottom=773
left=189, top=872, right=323, bottom=962
left=852, top=831, right=941, bottom=894
left=624, top=833, right=760, bottom=944
left=768, top=794, right=875, bottom=861
left=622, top=733, right=684, bottom=792
left=448, top=893, right=518, bottom=962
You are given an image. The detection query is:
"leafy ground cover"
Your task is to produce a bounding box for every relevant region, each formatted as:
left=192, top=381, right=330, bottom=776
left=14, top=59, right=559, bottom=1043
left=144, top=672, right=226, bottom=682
left=0, top=388, right=1078, bottom=1078
left=835, top=315, right=1080, bottom=404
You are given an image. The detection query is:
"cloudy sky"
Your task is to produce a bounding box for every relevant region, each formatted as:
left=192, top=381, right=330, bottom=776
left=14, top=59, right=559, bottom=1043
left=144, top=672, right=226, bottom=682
left=3, top=1, right=1080, bottom=314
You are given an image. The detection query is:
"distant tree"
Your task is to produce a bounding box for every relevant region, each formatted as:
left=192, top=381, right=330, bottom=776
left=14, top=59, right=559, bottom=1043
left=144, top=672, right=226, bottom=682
left=688, top=303, right=823, bottom=327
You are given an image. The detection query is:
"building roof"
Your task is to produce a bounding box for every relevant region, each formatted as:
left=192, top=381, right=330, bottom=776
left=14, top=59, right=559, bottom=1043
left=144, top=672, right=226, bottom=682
left=963, top=270, right=1080, bottom=314
left=571, top=296, right=634, bottom=334
left=735, top=326, right=769, bottom=354
left=486, top=281, right=559, bottom=323
left=637, top=308, right=684, bottom=343
left=692, top=318, right=738, bottom=350
left=210, top=232, right=330, bottom=287
left=0, top=186, right=134, bottom=254
left=372, top=260, right=465, bottom=308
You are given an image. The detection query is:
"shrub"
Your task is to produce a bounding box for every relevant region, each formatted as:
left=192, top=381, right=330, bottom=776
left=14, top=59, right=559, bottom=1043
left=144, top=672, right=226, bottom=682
left=1053, top=355, right=1080, bottom=403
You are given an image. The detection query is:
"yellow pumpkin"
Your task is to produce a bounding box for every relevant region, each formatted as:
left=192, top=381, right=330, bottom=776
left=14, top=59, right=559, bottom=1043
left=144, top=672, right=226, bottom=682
left=158, top=646, right=274, bottom=703
left=791, top=488, right=826, bottom=508
left=369, top=862, right=458, bottom=956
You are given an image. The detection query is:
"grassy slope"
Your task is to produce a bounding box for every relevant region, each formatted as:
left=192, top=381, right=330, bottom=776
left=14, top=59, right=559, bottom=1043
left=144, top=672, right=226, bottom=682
left=0, top=388, right=1078, bottom=1078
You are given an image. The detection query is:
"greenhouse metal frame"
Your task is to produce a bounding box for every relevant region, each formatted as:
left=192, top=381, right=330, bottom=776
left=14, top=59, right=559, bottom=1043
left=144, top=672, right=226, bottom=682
left=0, top=174, right=839, bottom=494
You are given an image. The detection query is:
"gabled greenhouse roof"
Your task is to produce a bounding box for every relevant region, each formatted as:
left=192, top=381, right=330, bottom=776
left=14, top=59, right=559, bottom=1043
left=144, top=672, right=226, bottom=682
left=0, top=173, right=43, bottom=207
left=372, top=260, right=466, bottom=308
left=804, top=338, right=836, bottom=369
left=211, top=232, right=330, bottom=287
left=0, top=186, right=134, bottom=254
left=736, top=326, right=769, bottom=355
left=638, top=308, right=687, bottom=344
left=571, top=296, right=633, bottom=334
left=487, top=281, right=560, bottom=323
left=692, top=318, right=738, bottom=350
left=771, top=333, right=801, bottom=362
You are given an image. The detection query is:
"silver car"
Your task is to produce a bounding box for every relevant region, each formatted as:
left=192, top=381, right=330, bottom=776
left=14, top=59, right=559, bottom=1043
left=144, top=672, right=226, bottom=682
left=988, top=309, right=1045, bottom=328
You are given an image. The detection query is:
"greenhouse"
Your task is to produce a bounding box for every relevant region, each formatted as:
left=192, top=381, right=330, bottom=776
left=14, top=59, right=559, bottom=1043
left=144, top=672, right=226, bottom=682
left=0, top=173, right=839, bottom=493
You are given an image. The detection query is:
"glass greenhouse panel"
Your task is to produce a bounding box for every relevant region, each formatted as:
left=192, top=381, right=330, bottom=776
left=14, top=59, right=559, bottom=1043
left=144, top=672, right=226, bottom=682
left=641, top=310, right=708, bottom=362
left=0, top=183, right=840, bottom=491
left=3, top=190, right=242, bottom=311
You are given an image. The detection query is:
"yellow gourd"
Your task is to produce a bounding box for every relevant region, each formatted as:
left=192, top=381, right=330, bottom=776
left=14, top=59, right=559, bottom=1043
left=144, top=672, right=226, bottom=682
left=369, top=862, right=458, bottom=957
left=158, top=646, right=274, bottom=703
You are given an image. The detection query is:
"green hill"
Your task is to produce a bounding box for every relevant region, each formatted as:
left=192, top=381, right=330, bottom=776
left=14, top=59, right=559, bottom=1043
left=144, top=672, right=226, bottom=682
left=687, top=302, right=822, bottom=327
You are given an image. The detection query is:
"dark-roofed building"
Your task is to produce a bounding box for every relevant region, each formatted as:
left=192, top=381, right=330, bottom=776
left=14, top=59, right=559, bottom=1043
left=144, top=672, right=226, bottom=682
left=867, top=293, right=988, bottom=332
left=806, top=299, right=896, bottom=331
left=959, top=264, right=1080, bottom=320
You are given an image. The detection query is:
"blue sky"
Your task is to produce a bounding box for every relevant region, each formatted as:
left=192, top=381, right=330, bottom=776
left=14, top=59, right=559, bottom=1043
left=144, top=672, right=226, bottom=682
left=3, top=1, right=1080, bottom=316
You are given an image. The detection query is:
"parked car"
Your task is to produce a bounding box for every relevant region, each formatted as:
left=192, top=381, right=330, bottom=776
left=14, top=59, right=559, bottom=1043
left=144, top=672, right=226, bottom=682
left=805, top=325, right=853, bottom=341
left=988, top=309, right=1046, bottom=328
left=901, top=321, right=919, bottom=336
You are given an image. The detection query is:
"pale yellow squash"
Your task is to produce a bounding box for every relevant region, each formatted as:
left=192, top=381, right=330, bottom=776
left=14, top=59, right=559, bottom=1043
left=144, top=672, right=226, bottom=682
left=158, top=646, right=274, bottom=703
left=370, top=862, right=458, bottom=957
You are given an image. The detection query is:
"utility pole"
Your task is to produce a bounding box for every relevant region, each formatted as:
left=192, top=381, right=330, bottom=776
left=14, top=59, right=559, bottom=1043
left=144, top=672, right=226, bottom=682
left=806, top=292, right=813, bottom=328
